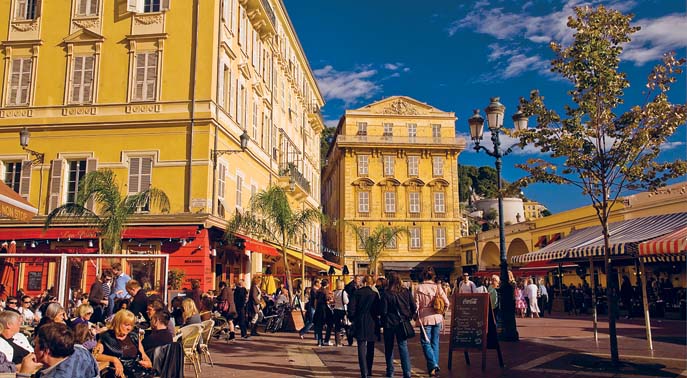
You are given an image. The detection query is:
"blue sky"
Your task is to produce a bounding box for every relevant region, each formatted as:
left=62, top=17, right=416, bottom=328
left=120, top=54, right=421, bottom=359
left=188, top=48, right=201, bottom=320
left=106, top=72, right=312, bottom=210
left=284, top=0, right=686, bottom=213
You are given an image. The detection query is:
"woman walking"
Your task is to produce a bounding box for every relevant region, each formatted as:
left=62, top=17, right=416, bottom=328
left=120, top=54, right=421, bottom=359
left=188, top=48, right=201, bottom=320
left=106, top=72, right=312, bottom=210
left=349, top=275, right=381, bottom=378
left=381, top=271, right=416, bottom=378
left=332, top=279, right=349, bottom=347
left=313, top=279, right=334, bottom=346
left=248, top=276, right=263, bottom=337
left=414, top=266, right=449, bottom=377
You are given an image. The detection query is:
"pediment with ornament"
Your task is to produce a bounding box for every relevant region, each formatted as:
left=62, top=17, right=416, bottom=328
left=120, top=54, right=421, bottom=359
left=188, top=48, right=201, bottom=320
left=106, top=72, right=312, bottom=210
left=62, top=28, right=105, bottom=45
left=355, top=96, right=446, bottom=116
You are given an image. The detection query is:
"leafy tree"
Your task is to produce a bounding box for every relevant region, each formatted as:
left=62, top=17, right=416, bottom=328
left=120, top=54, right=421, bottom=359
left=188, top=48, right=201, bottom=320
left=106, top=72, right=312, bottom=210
left=44, top=169, right=170, bottom=253
left=541, top=209, right=552, bottom=217
left=227, top=186, right=323, bottom=298
left=348, top=223, right=407, bottom=276
left=516, top=5, right=686, bottom=363
left=320, top=126, right=337, bottom=169
left=458, top=164, right=477, bottom=202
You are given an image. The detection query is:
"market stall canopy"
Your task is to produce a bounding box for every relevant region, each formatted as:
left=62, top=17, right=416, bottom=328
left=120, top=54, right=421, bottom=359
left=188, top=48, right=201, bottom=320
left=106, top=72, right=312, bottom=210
left=0, top=181, right=37, bottom=222
left=567, top=213, right=687, bottom=259
left=512, top=212, right=687, bottom=263
left=638, top=226, right=687, bottom=262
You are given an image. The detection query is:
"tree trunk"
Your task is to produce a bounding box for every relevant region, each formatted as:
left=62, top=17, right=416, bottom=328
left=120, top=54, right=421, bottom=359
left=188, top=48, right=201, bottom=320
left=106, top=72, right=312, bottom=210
left=602, top=218, right=620, bottom=364
left=282, top=235, right=293, bottom=302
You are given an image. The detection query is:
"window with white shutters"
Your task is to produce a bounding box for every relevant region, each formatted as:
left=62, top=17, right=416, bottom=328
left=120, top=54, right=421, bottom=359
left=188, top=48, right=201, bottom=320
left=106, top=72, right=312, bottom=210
left=235, top=174, right=243, bottom=209
left=14, top=0, right=38, bottom=20
left=407, top=123, right=417, bottom=138
left=407, top=156, right=419, bottom=177
left=8, top=58, right=33, bottom=106
left=432, top=156, right=444, bottom=176
left=252, top=99, right=258, bottom=141
left=384, top=191, right=396, bottom=214
left=239, top=7, right=247, bottom=50
left=144, top=0, right=160, bottom=12
left=386, top=235, right=397, bottom=249
left=435, top=227, right=446, bottom=249
left=133, top=52, right=158, bottom=101
left=217, top=162, right=227, bottom=217
left=432, top=124, right=441, bottom=138
left=77, top=0, right=99, bottom=16
left=4, top=162, right=22, bottom=193
left=434, top=191, right=445, bottom=214
left=409, top=191, right=420, bottom=214
left=357, top=191, right=369, bottom=214
left=383, top=156, right=394, bottom=176
left=357, top=155, right=368, bottom=176
left=383, top=123, right=393, bottom=137
left=66, top=160, right=87, bottom=204
left=236, top=80, right=245, bottom=125
left=410, top=227, right=421, bottom=249
left=222, top=0, right=236, bottom=32
left=357, top=122, right=367, bottom=136
left=128, top=157, right=152, bottom=212
left=71, top=56, right=95, bottom=104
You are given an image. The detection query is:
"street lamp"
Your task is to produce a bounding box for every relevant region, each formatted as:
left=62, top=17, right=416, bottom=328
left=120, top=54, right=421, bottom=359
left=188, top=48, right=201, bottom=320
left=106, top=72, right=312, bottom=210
left=468, top=97, right=528, bottom=342
left=211, top=129, right=250, bottom=166
left=19, top=127, right=45, bottom=212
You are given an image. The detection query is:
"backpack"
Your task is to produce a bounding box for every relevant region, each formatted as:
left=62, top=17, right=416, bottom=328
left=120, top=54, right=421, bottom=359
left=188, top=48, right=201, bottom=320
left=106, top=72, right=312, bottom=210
left=433, top=284, right=446, bottom=315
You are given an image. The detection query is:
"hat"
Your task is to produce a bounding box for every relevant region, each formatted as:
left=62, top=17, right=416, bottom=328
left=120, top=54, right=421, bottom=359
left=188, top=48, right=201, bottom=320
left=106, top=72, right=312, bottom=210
left=463, top=273, right=470, bottom=276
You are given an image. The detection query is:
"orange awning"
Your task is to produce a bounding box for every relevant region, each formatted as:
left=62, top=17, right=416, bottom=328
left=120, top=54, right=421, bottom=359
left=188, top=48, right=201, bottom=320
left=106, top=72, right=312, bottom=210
left=639, top=226, right=687, bottom=261
left=0, top=181, right=37, bottom=222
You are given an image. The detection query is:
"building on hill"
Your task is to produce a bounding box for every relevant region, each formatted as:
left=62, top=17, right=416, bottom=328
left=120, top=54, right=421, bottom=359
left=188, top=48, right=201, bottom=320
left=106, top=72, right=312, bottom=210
left=321, top=96, right=467, bottom=282
left=0, top=0, right=332, bottom=296
left=523, top=201, right=548, bottom=221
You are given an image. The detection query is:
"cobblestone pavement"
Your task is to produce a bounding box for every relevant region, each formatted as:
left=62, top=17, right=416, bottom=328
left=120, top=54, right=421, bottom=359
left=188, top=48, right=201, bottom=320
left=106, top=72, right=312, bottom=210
left=191, top=314, right=686, bottom=378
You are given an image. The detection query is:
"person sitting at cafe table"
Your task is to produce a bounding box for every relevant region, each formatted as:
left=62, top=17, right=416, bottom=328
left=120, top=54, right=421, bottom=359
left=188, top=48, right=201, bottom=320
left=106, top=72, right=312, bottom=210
left=146, top=300, right=175, bottom=337
left=37, top=303, right=68, bottom=330
left=4, top=298, right=20, bottom=314
left=142, top=311, right=173, bottom=356
left=0, top=310, right=34, bottom=365
left=181, top=298, right=201, bottom=326
left=71, top=304, right=94, bottom=328
left=16, top=322, right=99, bottom=378
left=18, top=296, right=38, bottom=326
left=95, top=309, right=155, bottom=378
left=126, top=280, right=149, bottom=321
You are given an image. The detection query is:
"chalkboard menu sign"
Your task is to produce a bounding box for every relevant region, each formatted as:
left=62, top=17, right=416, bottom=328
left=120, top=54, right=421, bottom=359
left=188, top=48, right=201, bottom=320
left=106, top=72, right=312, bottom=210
left=451, top=293, right=488, bottom=349
left=28, top=271, right=42, bottom=291
left=448, top=292, right=503, bottom=371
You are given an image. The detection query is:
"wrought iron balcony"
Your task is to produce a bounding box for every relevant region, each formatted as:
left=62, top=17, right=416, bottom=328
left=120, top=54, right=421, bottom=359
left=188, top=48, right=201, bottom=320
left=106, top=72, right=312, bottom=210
left=336, top=135, right=467, bottom=149
left=278, top=162, right=311, bottom=195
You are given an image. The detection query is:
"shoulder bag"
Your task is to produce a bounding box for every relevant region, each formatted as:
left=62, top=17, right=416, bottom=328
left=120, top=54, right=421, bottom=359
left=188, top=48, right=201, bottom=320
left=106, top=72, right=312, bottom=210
left=395, top=293, right=415, bottom=340
left=433, top=283, right=446, bottom=315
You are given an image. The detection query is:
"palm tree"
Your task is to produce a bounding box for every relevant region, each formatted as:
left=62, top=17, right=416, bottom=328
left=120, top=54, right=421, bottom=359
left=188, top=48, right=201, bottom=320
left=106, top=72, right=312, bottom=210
left=227, top=185, right=323, bottom=297
left=349, top=223, right=408, bottom=276
left=44, top=169, right=170, bottom=253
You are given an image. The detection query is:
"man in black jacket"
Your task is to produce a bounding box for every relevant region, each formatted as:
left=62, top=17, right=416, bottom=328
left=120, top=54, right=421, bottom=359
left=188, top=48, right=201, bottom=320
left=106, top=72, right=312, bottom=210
left=349, top=275, right=381, bottom=378
left=233, top=280, right=249, bottom=338
left=125, top=280, right=148, bottom=321
left=344, top=276, right=361, bottom=346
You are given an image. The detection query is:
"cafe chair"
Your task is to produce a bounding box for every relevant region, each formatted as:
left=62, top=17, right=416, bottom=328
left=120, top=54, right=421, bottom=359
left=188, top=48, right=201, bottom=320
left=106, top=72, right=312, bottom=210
left=198, top=319, right=215, bottom=367
left=177, top=324, right=202, bottom=378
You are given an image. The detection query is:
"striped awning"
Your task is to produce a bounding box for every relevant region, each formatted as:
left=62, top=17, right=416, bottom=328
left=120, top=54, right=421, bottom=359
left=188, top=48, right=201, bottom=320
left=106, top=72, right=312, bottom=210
left=567, top=213, right=687, bottom=259
left=638, top=226, right=687, bottom=261
left=512, top=226, right=601, bottom=263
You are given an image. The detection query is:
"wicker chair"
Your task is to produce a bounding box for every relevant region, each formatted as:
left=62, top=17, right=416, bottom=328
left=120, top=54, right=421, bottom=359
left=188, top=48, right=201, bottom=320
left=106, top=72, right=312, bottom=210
left=199, top=319, right=215, bottom=367
left=177, top=324, right=203, bottom=378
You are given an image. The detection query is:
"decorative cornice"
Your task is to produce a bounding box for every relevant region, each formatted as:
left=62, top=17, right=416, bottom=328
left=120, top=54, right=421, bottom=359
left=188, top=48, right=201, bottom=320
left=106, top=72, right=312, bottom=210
left=11, top=20, right=38, bottom=32
left=134, top=13, right=164, bottom=25
left=72, top=18, right=99, bottom=30
left=380, top=98, right=419, bottom=115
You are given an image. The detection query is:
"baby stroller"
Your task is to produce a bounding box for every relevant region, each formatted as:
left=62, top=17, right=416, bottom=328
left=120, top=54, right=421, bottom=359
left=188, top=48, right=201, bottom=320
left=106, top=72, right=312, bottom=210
left=263, top=302, right=291, bottom=333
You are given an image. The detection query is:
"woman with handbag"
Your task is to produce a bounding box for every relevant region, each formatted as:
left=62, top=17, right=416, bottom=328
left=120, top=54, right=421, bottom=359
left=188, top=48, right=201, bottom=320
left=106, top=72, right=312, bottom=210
left=381, top=271, right=417, bottom=378
left=313, top=279, right=334, bottom=346
left=414, top=266, right=450, bottom=377
left=217, top=281, right=237, bottom=340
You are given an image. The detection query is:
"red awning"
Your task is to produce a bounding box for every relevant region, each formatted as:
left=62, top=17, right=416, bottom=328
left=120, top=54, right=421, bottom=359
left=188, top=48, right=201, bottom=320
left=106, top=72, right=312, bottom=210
left=234, top=233, right=279, bottom=256
left=534, top=235, right=548, bottom=248
left=549, top=233, right=562, bottom=243
left=306, top=252, right=342, bottom=270
left=638, top=226, right=687, bottom=257
left=520, top=260, right=577, bottom=270
left=0, top=226, right=199, bottom=241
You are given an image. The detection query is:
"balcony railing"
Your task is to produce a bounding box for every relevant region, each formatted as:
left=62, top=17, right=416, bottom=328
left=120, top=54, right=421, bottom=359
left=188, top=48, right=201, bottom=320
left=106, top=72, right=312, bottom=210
left=337, top=135, right=466, bottom=148
left=278, top=162, right=311, bottom=195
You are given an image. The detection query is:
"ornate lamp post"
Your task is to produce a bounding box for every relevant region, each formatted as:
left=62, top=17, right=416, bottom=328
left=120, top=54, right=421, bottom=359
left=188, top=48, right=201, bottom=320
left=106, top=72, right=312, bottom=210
left=468, top=97, right=528, bottom=342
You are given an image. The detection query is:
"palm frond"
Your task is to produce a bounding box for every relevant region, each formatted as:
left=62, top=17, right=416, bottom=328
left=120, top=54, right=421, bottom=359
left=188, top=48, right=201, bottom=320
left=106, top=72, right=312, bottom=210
left=44, top=203, right=101, bottom=230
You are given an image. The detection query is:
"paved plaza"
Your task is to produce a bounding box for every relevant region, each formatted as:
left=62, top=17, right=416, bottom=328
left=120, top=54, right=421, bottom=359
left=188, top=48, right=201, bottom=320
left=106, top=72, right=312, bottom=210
left=190, top=314, right=686, bottom=378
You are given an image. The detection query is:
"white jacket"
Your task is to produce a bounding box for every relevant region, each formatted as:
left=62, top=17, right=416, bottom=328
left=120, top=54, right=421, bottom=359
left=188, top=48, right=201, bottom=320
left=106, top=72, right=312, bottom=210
left=0, top=332, right=34, bottom=362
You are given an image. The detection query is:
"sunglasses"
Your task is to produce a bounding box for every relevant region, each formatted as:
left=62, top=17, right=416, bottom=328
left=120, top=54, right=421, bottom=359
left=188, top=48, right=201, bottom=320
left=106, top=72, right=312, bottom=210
left=8, top=302, right=17, bottom=305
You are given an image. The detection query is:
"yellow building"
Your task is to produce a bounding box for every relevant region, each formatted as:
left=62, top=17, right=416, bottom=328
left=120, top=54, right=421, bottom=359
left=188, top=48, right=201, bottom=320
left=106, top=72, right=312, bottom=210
left=465, top=182, right=687, bottom=287
left=523, top=200, right=547, bottom=221
left=322, top=96, right=467, bottom=282
left=0, top=0, right=329, bottom=294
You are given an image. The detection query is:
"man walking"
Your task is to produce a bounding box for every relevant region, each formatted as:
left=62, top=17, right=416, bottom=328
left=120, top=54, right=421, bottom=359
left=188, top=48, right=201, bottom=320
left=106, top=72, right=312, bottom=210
left=108, top=263, right=131, bottom=317
left=458, top=273, right=476, bottom=294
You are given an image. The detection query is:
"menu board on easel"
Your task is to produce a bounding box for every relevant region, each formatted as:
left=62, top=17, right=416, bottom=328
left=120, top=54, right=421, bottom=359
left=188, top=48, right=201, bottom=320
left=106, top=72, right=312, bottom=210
left=448, top=292, right=503, bottom=371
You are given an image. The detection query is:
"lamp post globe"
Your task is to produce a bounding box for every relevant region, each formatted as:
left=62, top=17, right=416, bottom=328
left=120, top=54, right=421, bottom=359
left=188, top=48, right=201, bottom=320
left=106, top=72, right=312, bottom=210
left=468, top=109, right=485, bottom=142
left=239, top=129, right=250, bottom=150
left=485, top=97, right=505, bottom=130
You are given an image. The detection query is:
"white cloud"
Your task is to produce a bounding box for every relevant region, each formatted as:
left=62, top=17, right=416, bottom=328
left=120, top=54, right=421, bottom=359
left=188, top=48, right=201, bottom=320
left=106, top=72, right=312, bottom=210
left=313, top=65, right=380, bottom=105
left=462, top=130, right=542, bottom=155
left=324, top=118, right=340, bottom=128
left=660, top=140, right=684, bottom=151
left=624, top=14, right=687, bottom=65
left=384, top=63, right=402, bottom=70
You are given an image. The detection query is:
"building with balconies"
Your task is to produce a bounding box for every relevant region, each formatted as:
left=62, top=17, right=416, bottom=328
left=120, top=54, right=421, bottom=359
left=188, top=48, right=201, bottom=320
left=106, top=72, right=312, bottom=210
left=322, top=96, right=467, bottom=282
left=0, top=0, right=330, bottom=295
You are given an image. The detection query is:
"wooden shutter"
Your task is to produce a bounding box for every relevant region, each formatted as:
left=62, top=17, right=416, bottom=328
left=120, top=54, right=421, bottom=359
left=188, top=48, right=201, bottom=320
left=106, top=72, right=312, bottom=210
left=140, top=157, right=152, bottom=190
left=160, top=0, right=170, bottom=11
left=128, top=157, right=140, bottom=194
left=90, top=0, right=99, bottom=15
left=218, top=63, right=225, bottom=108
left=48, top=160, right=64, bottom=213
left=85, top=158, right=97, bottom=210
left=127, top=0, right=139, bottom=12
left=18, top=160, right=32, bottom=200
left=34, top=0, right=41, bottom=18
left=9, top=59, right=21, bottom=105
left=78, top=0, right=88, bottom=15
